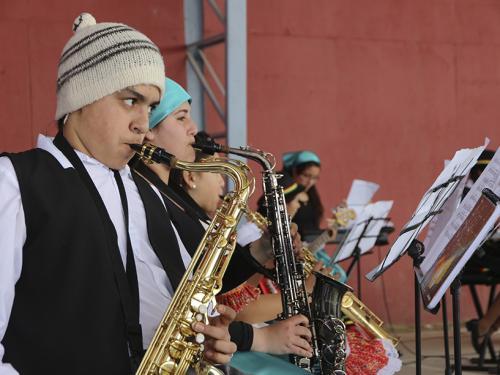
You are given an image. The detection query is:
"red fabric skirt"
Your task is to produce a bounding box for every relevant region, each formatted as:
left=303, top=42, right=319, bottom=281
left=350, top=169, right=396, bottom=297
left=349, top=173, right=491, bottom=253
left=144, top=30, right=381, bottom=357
left=345, top=324, right=401, bottom=374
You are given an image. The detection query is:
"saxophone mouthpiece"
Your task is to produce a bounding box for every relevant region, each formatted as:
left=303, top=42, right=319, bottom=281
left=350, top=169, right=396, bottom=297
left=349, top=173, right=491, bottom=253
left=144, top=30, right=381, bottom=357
left=193, top=133, right=227, bottom=155
left=130, top=143, right=177, bottom=167
left=129, top=143, right=143, bottom=152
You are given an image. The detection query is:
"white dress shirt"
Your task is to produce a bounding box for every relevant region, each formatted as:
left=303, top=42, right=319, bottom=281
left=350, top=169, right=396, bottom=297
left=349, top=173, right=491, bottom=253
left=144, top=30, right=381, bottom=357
left=0, top=135, right=192, bottom=374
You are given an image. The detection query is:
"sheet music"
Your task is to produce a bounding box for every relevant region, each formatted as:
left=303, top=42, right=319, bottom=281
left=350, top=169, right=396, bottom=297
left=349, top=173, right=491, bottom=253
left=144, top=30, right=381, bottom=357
left=334, top=200, right=393, bottom=262
left=423, top=174, right=466, bottom=255
left=421, top=203, right=499, bottom=310
left=366, top=141, right=488, bottom=281
left=346, top=179, right=380, bottom=217
left=420, top=147, right=500, bottom=274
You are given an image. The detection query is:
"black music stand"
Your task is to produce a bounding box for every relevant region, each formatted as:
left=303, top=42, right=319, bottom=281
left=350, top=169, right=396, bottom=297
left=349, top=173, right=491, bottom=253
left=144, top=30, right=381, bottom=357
left=365, top=145, right=492, bottom=375
left=366, top=143, right=487, bottom=282
left=405, top=240, right=452, bottom=375
left=343, top=218, right=372, bottom=299
left=407, top=240, right=426, bottom=375
left=417, top=188, right=500, bottom=375
left=332, top=217, right=390, bottom=299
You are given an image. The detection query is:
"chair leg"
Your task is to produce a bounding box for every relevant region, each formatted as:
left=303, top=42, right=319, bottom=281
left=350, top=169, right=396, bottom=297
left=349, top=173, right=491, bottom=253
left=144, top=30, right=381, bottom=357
left=487, top=286, right=498, bottom=361
left=469, top=284, right=485, bottom=317
left=465, top=283, right=498, bottom=370
left=487, top=337, right=497, bottom=362
left=488, top=285, right=496, bottom=308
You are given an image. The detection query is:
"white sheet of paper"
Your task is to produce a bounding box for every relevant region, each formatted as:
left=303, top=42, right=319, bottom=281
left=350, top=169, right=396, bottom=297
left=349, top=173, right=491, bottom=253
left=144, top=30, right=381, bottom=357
left=237, top=221, right=263, bottom=247
left=423, top=175, right=466, bottom=255
left=346, top=179, right=380, bottom=206
left=334, top=200, right=393, bottom=262
left=366, top=140, right=489, bottom=281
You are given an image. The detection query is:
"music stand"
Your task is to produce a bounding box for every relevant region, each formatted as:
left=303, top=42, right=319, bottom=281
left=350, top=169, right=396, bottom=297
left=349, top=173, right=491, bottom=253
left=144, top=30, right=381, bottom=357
left=334, top=201, right=394, bottom=262
left=338, top=217, right=372, bottom=299
left=363, top=143, right=488, bottom=375
left=331, top=200, right=393, bottom=298
left=418, top=188, right=500, bottom=375
left=366, top=142, right=487, bottom=281
left=416, top=145, right=499, bottom=375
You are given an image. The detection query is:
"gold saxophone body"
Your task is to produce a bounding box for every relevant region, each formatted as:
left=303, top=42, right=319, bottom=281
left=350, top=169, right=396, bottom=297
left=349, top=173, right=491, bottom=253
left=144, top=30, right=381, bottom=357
left=245, top=210, right=270, bottom=232
left=341, top=292, right=399, bottom=346
left=131, top=144, right=254, bottom=375
left=301, top=247, right=318, bottom=278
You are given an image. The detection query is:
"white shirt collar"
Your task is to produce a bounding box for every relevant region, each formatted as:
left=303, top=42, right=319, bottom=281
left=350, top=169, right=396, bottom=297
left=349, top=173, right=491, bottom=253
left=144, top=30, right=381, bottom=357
left=36, top=134, right=131, bottom=178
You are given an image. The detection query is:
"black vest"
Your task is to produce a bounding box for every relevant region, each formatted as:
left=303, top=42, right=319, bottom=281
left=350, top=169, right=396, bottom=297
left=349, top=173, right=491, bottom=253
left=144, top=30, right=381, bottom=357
left=2, top=149, right=131, bottom=375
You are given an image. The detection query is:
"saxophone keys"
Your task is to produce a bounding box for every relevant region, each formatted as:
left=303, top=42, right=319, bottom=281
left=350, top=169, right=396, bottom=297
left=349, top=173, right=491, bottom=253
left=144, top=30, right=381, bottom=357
left=341, top=294, right=353, bottom=309
left=168, top=340, right=184, bottom=360
left=197, top=304, right=208, bottom=314
left=218, top=237, right=228, bottom=248
left=195, top=333, right=205, bottom=344
left=158, top=361, right=175, bottom=374
left=224, top=216, right=237, bottom=228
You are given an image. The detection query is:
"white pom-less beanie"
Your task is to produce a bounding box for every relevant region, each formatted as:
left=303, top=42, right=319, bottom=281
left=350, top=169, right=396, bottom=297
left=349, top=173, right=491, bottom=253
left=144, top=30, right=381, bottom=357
left=55, top=13, right=165, bottom=121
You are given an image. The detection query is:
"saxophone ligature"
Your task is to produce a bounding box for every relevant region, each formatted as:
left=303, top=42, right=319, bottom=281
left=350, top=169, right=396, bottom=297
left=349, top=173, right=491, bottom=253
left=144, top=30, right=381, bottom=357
left=130, top=143, right=254, bottom=375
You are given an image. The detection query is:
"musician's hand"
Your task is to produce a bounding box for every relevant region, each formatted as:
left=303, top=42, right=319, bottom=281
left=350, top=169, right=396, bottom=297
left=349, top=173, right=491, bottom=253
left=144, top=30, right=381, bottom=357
left=251, top=315, right=313, bottom=358
left=288, top=192, right=309, bottom=218
left=326, top=218, right=338, bottom=230
left=290, top=223, right=302, bottom=255
left=194, top=304, right=237, bottom=364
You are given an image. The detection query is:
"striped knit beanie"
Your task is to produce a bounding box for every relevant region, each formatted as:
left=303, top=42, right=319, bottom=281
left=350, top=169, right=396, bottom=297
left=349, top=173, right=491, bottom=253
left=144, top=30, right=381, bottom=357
left=55, top=12, right=165, bottom=121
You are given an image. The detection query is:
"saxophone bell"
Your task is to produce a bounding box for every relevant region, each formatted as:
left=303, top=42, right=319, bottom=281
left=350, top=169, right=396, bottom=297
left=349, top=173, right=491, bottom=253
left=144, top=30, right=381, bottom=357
left=312, top=273, right=352, bottom=375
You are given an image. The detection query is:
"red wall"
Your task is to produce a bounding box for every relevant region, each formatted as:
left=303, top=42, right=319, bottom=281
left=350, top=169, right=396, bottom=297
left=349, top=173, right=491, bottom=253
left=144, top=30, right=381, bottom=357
left=0, top=0, right=186, bottom=150
left=1, top=0, right=499, bottom=325
left=245, top=0, right=499, bottom=326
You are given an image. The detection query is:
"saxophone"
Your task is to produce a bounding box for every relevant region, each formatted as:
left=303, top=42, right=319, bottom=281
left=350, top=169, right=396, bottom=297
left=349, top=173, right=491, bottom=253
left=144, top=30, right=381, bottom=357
left=245, top=211, right=333, bottom=281
left=341, top=292, right=399, bottom=346
left=130, top=143, right=254, bottom=375
left=245, top=214, right=399, bottom=349
left=194, top=139, right=349, bottom=375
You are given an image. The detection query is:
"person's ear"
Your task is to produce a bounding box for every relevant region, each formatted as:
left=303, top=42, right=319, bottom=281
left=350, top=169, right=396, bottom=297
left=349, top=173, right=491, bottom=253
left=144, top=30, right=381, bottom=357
left=183, top=170, right=197, bottom=189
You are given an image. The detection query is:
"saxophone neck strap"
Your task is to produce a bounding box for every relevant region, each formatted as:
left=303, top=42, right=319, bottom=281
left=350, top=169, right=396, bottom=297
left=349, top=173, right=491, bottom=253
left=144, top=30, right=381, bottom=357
left=53, top=132, right=144, bottom=365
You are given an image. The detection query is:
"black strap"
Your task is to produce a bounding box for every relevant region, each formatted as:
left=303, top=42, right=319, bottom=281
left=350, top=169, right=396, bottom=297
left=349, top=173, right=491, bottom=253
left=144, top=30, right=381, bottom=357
left=130, top=157, right=203, bottom=222
left=131, top=170, right=185, bottom=290
left=53, top=132, right=144, bottom=363
left=113, top=171, right=141, bottom=316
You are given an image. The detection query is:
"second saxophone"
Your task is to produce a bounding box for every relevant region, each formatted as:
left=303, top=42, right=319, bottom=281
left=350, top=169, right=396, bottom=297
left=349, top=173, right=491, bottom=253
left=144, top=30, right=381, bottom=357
left=131, top=143, right=254, bottom=375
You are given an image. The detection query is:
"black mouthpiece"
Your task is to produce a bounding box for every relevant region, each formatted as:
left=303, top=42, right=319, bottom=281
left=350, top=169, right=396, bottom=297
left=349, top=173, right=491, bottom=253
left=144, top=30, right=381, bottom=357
left=193, top=133, right=225, bottom=155
left=130, top=143, right=176, bottom=166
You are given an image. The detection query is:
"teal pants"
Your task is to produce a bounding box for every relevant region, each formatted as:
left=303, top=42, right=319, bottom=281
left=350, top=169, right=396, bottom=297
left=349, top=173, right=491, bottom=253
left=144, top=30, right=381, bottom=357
left=230, top=352, right=309, bottom=375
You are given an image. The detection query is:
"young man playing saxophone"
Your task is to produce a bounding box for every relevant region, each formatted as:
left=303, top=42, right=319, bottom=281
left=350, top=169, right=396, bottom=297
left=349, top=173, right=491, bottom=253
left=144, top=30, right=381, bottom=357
left=0, top=13, right=235, bottom=375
